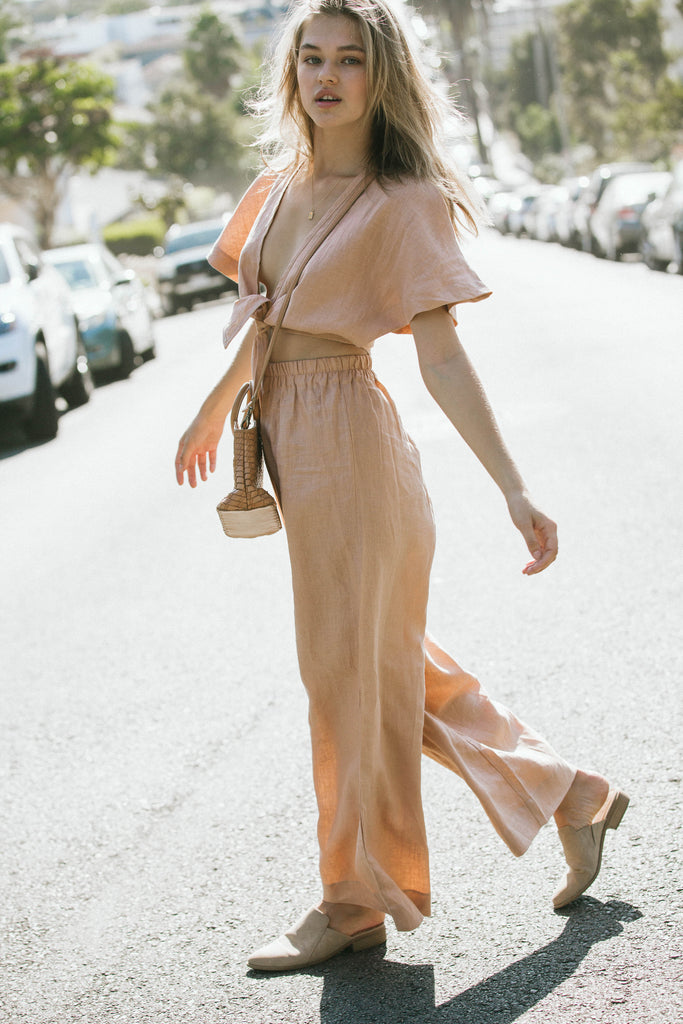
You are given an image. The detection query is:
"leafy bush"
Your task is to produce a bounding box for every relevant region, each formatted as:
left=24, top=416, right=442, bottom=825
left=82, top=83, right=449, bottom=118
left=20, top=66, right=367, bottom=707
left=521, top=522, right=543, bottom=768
left=103, top=216, right=166, bottom=256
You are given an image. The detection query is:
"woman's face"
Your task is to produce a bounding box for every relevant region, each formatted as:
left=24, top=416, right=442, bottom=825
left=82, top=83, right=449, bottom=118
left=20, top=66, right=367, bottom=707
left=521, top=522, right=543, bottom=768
left=296, top=15, right=369, bottom=134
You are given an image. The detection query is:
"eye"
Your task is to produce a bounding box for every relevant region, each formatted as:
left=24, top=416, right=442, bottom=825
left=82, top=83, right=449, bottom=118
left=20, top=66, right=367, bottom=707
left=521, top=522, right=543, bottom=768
left=302, top=55, right=322, bottom=65
left=342, top=57, right=362, bottom=65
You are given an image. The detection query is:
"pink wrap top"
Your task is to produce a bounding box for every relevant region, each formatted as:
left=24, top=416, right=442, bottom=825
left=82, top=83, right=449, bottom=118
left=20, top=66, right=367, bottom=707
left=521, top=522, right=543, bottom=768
left=208, top=169, right=492, bottom=350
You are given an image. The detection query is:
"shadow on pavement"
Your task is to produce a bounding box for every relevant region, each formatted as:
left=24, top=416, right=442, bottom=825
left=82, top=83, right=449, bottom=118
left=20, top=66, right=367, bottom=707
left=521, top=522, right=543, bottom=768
left=309, top=899, right=642, bottom=1024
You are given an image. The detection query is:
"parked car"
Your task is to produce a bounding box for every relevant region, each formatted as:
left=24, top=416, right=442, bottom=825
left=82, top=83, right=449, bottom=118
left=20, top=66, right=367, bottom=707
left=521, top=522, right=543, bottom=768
left=44, top=243, right=156, bottom=377
left=523, top=184, right=570, bottom=242
left=0, top=223, right=92, bottom=440
left=155, top=218, right=236, bottom=315
left=639, top=160, right=683, bottom=272
left=590, top=170, right=672, bottom=261
left=506, top=184, right=543, bottom=237
left=575, top=162, right=655, bottom=254
left=487, top=188, right=517, bottom=234
left=554, top=176, right=590, bottom=248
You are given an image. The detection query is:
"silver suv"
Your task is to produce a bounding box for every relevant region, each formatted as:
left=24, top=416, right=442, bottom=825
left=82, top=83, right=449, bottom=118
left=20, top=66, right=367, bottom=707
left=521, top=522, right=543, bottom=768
left=0, top=223, right=93, bottom=440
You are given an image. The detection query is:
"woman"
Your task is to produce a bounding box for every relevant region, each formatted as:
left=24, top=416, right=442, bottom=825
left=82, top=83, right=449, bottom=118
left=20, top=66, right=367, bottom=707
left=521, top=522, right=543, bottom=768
left=175, top=0, right=628, bottom=971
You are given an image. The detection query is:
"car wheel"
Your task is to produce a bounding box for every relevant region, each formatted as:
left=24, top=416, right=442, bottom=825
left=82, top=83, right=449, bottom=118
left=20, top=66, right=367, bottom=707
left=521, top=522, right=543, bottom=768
left=141, top=339, right=157, bottom=362
left=61, top=335, right=94, bottom=408
left=117, top=332, right=136, bottom=379
left=674, top=231, right=683, bottom=274
left=26, top=345, right=59, bottom=441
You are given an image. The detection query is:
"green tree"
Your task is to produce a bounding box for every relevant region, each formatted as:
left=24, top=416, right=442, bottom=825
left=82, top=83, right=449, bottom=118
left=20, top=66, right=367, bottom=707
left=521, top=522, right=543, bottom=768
left=513, top=102, right=561, bottom=162
left=119, top=7, right=255, bottom=191
left=0, top=57, right=117, bottom=245
left=184, top=7, right=243, bottom=99
left=556, top=0, right=676, bottom=160
left=132, top=82, right=243, bottom=184
left=0, top=0, right=21, bottom=63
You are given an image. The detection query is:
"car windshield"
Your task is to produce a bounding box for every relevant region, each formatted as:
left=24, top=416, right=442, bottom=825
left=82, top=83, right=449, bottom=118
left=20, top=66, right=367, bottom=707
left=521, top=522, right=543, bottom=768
left=51, top=257, right=103, bottom=290
left=0, top=250, right=9, bottom=285
left=164, top=227, right=221, bottom=254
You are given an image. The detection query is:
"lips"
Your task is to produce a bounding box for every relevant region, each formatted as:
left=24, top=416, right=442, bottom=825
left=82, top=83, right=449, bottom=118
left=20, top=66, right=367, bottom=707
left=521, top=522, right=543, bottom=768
left=315, top=90, right=341, bottom=105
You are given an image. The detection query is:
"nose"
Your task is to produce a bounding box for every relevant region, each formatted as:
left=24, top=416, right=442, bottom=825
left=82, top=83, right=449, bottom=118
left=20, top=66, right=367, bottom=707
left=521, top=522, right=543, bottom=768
left=317, top=61, right=337, bottom=84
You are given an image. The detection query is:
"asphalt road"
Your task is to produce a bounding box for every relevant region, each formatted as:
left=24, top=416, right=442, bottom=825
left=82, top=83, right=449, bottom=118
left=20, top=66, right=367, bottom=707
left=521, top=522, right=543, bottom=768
left=1, top=231, right=682, bottom=1024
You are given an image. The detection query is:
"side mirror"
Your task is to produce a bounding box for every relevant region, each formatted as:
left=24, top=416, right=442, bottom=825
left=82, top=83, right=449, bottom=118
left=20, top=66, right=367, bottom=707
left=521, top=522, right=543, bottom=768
left=26, top=262, right=40, bottom=282
left=114, top=269, right=135, bottom=287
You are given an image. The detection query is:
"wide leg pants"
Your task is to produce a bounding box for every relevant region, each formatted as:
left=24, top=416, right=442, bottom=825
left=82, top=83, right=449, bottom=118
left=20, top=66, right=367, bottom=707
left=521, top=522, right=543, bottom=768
left=259, top=352, right=575, bottom=932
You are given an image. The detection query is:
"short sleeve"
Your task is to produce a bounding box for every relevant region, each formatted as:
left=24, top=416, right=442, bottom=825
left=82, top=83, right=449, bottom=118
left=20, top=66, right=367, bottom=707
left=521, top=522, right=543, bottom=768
left=208, top=171, right=277, bottom=282
left=383, top=181, right=491, bottom=334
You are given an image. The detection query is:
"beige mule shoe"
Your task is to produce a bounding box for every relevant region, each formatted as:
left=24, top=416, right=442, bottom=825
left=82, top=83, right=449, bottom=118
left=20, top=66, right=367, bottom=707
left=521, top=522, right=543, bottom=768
left=247, top=907, right=386, bottom=972
left=553, top=789, right=630, bottom=909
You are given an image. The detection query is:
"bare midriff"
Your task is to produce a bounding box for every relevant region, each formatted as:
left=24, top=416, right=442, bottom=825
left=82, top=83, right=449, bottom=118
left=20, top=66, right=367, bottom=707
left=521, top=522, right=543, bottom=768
left=269, top=326, right=367, bottom=363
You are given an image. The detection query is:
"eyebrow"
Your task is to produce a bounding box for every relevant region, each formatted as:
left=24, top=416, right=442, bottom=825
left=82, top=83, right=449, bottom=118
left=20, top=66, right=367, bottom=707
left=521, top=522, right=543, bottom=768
left=299, top=43, right=366, bottom=52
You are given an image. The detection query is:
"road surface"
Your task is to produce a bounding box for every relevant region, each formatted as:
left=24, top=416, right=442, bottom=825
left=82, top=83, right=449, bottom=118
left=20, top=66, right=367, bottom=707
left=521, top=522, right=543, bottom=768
left=1, top=231, right=681, bottom=1023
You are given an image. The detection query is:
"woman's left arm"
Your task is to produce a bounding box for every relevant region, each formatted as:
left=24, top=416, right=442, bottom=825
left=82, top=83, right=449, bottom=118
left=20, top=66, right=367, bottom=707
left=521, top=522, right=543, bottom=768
left=411, top=306, right=557, bottom=576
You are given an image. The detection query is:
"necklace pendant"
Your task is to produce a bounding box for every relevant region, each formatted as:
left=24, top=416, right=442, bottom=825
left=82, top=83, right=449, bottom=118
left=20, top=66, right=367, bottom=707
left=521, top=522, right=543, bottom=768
left=308, top=210, right=314, bottom=220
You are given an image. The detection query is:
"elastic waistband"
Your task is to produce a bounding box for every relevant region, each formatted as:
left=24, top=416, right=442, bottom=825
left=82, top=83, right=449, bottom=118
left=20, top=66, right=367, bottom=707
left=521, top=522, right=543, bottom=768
left=264, top=352, right=372, bottom=379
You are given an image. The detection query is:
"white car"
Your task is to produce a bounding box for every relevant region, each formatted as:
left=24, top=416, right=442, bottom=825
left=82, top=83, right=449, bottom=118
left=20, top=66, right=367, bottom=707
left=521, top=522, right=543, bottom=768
left=0, top=223, right=92, bottom=440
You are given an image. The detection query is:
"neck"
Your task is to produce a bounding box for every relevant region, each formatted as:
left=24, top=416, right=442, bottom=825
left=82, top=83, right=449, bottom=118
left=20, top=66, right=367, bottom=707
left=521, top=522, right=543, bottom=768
left=310, top=123, right=370, bottom=179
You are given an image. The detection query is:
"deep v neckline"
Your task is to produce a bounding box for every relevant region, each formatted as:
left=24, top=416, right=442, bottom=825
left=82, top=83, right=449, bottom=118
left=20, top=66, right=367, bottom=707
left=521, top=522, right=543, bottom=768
left=256, top=168, right=366, bottom=303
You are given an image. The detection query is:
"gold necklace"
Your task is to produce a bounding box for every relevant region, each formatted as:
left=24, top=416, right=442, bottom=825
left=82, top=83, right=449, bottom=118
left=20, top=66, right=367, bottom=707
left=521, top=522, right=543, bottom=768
left=308, top=174, right=344, bottom=220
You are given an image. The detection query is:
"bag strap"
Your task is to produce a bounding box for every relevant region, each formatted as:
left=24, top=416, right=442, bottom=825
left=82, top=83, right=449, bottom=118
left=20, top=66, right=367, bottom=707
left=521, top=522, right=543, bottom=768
left=248, top=172, right=373, bottom=411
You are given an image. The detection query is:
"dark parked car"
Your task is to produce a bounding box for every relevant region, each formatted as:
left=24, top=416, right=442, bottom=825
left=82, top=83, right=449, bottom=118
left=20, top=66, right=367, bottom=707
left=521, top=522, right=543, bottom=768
left=639, top=160, right=683, bottom=272
left=45, top=243, right=156, bottom=377
left=576, top=162, right=655, bottom=254
left=590, top=170, right=672, bottom=261
left=155, top=218, right=236, bottom=315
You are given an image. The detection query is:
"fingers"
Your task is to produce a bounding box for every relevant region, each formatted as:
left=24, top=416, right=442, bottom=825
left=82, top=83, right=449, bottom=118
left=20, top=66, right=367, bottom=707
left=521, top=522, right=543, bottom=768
left=175, top=439, right=186, bottom=486
left=176, top=437, right=216, bottom=487
left=522, top=516, right=558, bottom=576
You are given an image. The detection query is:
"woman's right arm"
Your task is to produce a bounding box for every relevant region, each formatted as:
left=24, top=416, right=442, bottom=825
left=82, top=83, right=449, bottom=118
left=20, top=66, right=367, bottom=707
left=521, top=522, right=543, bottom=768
left=175, top=322, right=255, bottom=487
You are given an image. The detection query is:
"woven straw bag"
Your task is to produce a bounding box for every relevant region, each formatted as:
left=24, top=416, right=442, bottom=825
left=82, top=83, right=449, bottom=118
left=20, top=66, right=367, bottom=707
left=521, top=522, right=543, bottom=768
left=217, top=382, right=281, bottom=538
left=216, top=172, right=373, bottom=539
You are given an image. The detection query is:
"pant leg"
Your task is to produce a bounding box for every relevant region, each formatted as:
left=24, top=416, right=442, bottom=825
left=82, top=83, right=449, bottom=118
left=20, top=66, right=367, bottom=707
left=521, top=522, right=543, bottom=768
left=422, top=635, right=576, bottom=856
left=259, top=355, right=435, bottom=932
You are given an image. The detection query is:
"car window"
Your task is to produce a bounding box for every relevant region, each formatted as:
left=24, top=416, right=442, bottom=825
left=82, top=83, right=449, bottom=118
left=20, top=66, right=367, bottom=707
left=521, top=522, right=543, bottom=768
left=164, top=227, right=221, bottom=254
left=50, top=257, right=103, bottom=290
left=0, top=249, right=9, bottom=285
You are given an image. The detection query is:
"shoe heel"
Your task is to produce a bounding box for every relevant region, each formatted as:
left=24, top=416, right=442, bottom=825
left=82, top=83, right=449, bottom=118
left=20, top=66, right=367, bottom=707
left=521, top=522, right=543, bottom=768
left=606, top=791, right=630, bottom=830
left=350, top=924, right=386, bottom=953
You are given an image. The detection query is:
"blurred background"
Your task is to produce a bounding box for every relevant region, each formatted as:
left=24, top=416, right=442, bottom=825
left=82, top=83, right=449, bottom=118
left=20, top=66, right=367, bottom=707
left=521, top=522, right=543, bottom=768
left=1, top=0, right=682, bottom=250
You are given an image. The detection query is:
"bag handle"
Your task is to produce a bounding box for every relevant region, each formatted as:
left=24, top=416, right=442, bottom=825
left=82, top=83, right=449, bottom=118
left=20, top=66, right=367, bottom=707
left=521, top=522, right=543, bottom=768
left=246, top=172, right=373, bottom=418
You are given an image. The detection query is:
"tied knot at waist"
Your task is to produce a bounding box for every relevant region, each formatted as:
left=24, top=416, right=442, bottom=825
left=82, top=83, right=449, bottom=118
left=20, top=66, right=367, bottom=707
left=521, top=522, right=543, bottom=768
left=222, top=292, right=285, bottom=349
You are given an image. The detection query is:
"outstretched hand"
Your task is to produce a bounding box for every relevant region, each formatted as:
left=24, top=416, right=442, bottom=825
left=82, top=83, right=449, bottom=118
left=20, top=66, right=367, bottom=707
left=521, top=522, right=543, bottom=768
left=506, top=492, right=558, bottom=575
left=175, top=412, right=225, bottom=488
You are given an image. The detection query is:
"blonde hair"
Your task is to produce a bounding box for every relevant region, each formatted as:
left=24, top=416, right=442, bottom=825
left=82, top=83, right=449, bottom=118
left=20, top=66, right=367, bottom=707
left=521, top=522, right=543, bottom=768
left=252, top=0, right=483, bottom=234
